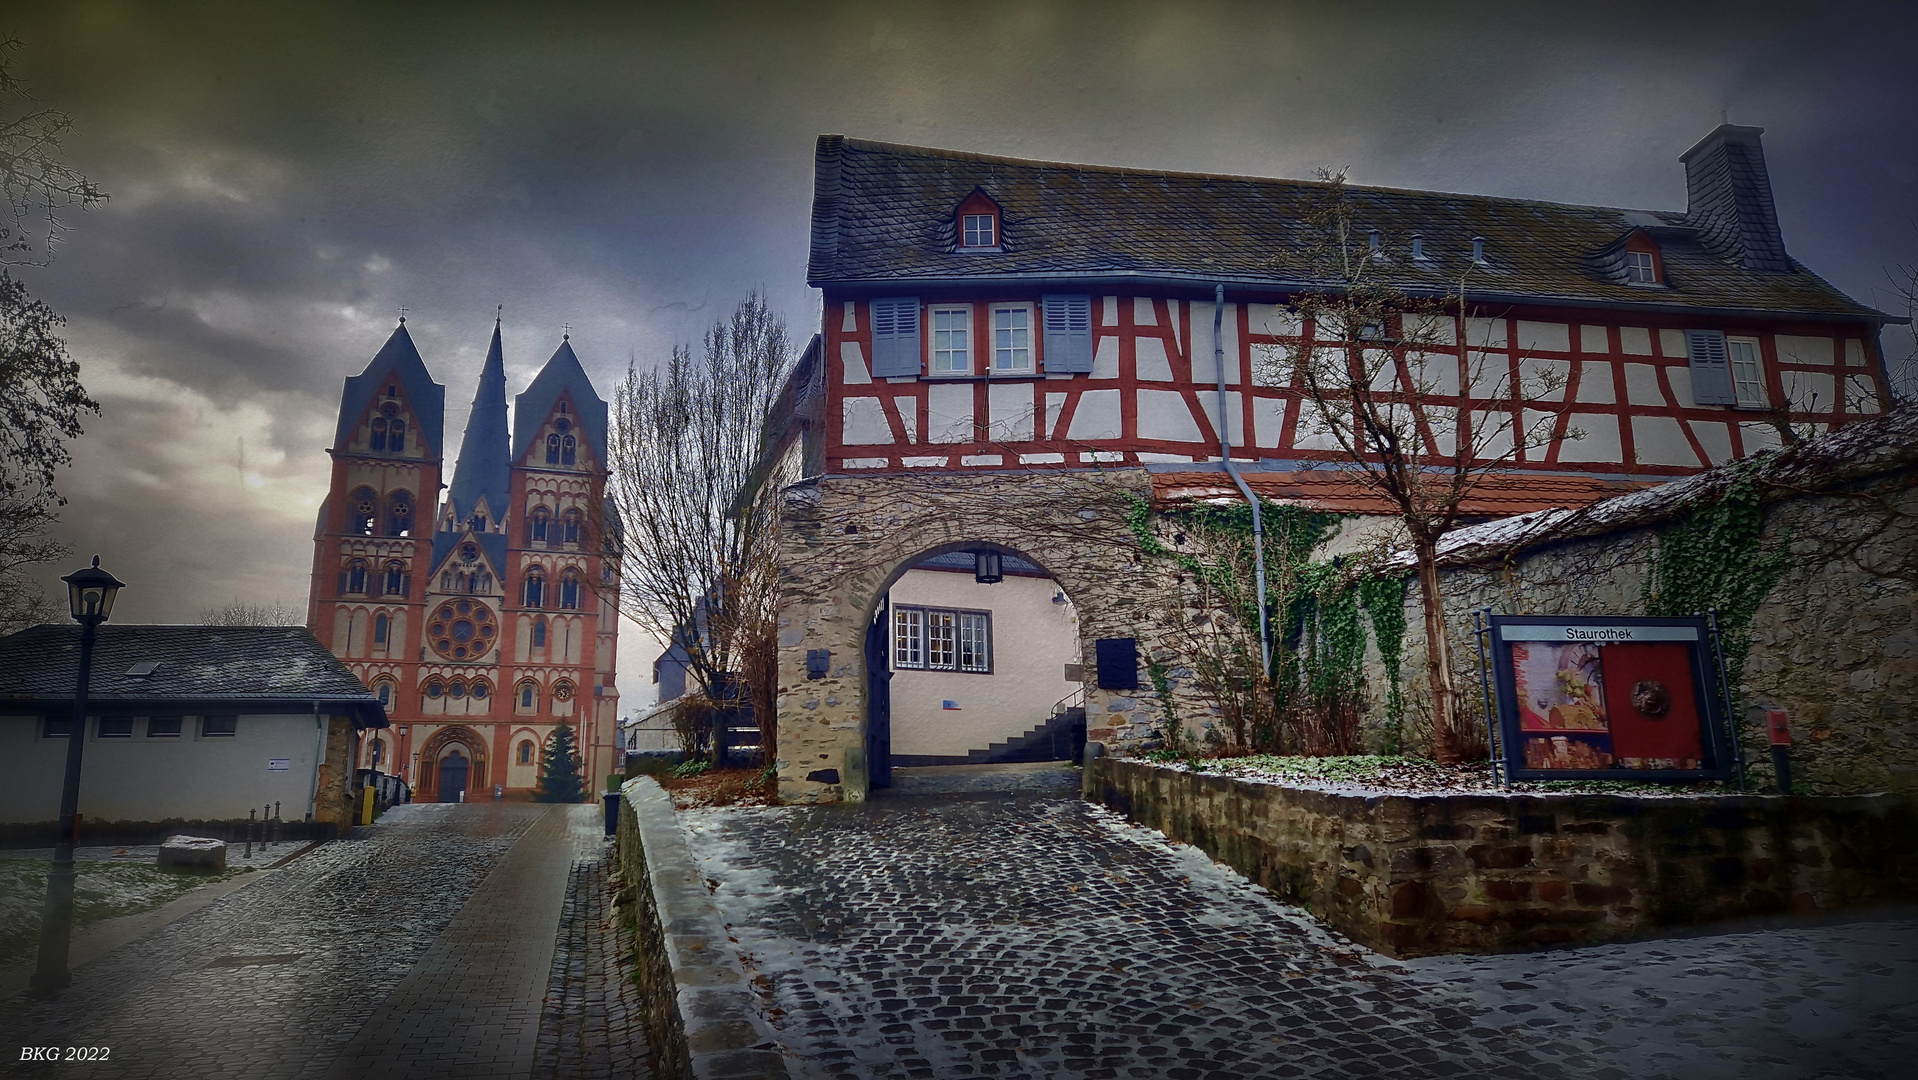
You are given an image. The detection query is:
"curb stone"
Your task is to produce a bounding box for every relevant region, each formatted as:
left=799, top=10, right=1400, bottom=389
left=619, top=777, right=791, bottom=1080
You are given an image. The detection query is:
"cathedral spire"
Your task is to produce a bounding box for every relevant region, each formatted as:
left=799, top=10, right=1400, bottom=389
left=445, top=317, right=511, bottom=532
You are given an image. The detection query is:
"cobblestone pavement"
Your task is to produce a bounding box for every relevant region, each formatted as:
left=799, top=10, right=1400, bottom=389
left=0, top=803, right=565, bottom=1079
left=685, top=771, right=1918, bottom=1080
left=534, top=839, right=652, bottom=1080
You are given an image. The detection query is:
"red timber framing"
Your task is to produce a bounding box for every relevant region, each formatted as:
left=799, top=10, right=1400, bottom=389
left=820, top=291, right=1893, bottom=479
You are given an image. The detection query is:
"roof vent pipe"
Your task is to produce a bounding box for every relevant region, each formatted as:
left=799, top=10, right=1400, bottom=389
left=1410, top=234, right=1425, bottom=261
left=1213, top=284, right=1271, bottom=674
left=1367, top=229, right=1382, bottom=260
left=1471, top=236, right=1487, bottom=264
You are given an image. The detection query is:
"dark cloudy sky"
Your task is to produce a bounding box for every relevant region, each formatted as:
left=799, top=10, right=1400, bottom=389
left=10, top=1, right=1915, bottom=707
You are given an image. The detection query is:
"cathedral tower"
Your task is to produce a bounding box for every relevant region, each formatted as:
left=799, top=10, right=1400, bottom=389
left=312, top=318, right=618, bottom=801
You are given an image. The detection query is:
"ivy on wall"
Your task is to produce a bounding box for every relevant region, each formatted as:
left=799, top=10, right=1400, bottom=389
left=1127, top=496, right=1411, bottom=755
left=1643, top=475, right=1787, bottom=689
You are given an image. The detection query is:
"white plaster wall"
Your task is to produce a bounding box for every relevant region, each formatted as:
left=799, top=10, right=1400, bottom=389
left=0, top=712, right=344, bottom=823
left=1067, top=389, right=1122, bottom=440
left=886, top=569, right=1080, bottom=759
left=927, top=383, right=974, bottom=442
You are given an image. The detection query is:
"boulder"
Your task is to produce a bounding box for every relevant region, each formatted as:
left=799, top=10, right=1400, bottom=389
left=158, top=835, right=227, bottom=872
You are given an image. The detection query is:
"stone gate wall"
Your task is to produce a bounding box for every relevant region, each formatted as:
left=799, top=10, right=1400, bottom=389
left=774, top=469, right=1208, bottom=803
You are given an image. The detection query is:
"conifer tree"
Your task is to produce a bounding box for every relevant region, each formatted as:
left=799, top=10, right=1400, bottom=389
left=535, top=723, right=585, bottom=803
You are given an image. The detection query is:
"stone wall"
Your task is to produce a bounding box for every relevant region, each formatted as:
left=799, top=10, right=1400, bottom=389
left=1384, top=469, right=1918, bottom=794
left=774, top=469, right=1211, bottom=803
left=614, top=777, right=787, bottom=1080
left=1088, top=756, right=1918, bottom=957
left=313, top=714, right=358, bottom=826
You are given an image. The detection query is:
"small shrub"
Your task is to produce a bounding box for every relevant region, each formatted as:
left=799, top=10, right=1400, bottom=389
left=670, top=759, right=712, bottom=779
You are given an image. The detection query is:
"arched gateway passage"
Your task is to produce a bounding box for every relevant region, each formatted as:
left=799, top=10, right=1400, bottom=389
left=417, top=725, right=488, bottom=803
left=772, top=471, right=1195, bottom=804
left=861, top=542, right=1086, bottom=790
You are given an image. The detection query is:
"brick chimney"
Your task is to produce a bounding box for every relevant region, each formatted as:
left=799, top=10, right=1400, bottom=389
left=1679, top=124, right=1791, bottom=272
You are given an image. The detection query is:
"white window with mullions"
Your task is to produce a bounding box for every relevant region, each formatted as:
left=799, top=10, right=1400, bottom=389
left=1727, top=337, right=1766, bottom=408
left=991, top=304, right=1033, bottom=374
left=931, top=306, right=970, bottom=375
left=891, top=605, right=991, bottom=673
left=962, top=213, right=996, bottom=248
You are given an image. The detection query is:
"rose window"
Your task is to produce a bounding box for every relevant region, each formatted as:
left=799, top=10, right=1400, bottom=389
left=428, top=598, right=498, bottom=660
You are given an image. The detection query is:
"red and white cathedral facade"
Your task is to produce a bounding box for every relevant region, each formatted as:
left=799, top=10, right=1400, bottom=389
left=307, top=319, right=619, bottom=801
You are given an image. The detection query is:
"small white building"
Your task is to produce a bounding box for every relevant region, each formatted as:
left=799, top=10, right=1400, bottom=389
left=883, top=552, right=1084, bottom=766
left=0, top=625, right=387, bottom=827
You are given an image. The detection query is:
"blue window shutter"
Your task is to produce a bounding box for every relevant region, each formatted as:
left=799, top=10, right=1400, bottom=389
left=1685, top=330, right=1737, bottom=405
left=1095, top=637, right=1139, bottom=690
left=1043, top=295, right=1094, bottom=372
left=869, top=297, right=922, bottom=377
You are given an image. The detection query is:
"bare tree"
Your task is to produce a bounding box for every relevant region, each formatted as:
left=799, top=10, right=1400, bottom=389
left=0, top=39, right=105, bottom=635
left=605, top=293, right=794, bottom=759
left=1259, top=172, right=1568, bottom=763
left=201, top=599, right=304, bottom=627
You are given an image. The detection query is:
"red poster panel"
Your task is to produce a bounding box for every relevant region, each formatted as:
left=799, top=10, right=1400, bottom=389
left=1598, top=642, right=1703, bottom=769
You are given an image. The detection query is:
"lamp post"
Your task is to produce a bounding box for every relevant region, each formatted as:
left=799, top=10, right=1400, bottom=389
left=29, top=555, right=124, bottom=997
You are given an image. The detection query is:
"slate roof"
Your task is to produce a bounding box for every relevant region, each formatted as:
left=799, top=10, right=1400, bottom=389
left=446, top=319, right=511, bottom=528
left=512, top=339, right=610, bottom=465
left=333, top=323, right=447, bottom=454
left=0, top=625, right=385, bottom=724
left=808, top=136, right=1888, bottom=322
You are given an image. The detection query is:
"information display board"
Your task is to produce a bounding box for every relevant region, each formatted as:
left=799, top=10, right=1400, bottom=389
left=1488, top=615, right=1734, bottom=782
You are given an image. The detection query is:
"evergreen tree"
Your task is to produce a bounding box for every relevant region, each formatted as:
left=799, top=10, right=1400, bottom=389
left=535, top=723, right=585, bottom=803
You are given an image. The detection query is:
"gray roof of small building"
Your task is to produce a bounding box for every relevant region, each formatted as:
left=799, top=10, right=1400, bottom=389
left=0, top=625, right=384, bottom=723
left=807, top=136, right=1887, bottom=322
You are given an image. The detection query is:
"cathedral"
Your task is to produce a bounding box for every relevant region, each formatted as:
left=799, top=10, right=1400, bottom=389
left=308, top=317, right=620, bottom=801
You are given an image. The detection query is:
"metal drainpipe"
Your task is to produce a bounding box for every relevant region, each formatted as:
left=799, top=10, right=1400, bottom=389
left=1214, top=284, right=1272, bottom=673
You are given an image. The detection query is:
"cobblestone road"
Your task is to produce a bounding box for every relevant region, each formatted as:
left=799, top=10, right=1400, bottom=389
left=686, top=764, right=1918, bottom=1080
left=2, top=801, right=649, bottom=1080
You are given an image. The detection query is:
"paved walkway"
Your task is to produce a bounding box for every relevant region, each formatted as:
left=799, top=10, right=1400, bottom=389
left=1, top=801, right=649, bottom=1080
left=684, top=763, right=1918, bottom=1080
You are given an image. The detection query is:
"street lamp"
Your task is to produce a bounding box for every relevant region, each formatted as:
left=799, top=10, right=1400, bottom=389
left=29, top=555, right=124, bottom=997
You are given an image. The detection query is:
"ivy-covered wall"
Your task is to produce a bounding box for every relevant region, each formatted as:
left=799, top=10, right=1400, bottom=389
left=1388, top=478, right=1918, bottom=795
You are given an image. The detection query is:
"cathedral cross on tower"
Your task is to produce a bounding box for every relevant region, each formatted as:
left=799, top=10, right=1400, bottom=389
left=560, top=322, right=572, bottom=340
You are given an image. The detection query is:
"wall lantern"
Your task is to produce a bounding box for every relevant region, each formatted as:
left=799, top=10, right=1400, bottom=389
left=972, top=550, right=1003, bottom=584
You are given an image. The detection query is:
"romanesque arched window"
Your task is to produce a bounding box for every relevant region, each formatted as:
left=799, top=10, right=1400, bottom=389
left=388, top=419, right=406, bottom=453
left=373, top=612, right=389, bottom=645
left=517, top=680, right=539, bottom=712
left=562, top=509, right=583, bottom=546
left=471, top=679, right=489, bottom=701
left=559, top=569, right=581, bottom=610
left=374, top=678, right=395, bottom=708
left=384, top=491, right=414, bottom=537
left=546, top=433, right=561, bottom=465
left=346, top=559, right=369, bottom=595
left=518, top=739, right=534, bottom=764
left=348, top=487, right=379, bottom=535
left=528, top=507, right=552, bottom=545
left=425, top=678, right=444, bottom=700
left=523, top=569, right=545, bottom=609
left=448, top=679, right=466, bottom=700
left=383, top=561, right=405, bottom=596
left=370, top=417, right=388, bottom=452
left=532, top=617, right=547, bottom=647
left=561, top=435, right=576, bottom=466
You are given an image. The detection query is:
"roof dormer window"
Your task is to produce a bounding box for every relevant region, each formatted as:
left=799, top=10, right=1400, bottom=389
left=954, top=189, right=1001, bottom=251
left=1627, top=250, right=1656, bottom=283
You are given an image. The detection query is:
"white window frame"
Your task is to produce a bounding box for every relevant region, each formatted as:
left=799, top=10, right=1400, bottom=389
left=1726, top=336, right=1767, bottom=408
left=991, top=304, right=1034, bottom=374
left=1626, top=250, right=1657, bottom=283
left=892, top=605, right=992, bottom=674
left=930, top=306, right=971, bottom=376
left=962, top=213, right=996, bottom=248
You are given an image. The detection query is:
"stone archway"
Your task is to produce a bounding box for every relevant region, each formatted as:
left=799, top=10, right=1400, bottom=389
left=416, top=725, right=489, bottom=802
left=773, top=469, right=1190, bottom=804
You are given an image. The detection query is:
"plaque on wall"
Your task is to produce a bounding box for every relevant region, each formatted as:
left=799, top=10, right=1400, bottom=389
left=1488, top=615, right=1735, bottom=782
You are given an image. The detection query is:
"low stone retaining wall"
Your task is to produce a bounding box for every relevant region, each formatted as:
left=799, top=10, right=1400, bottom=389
left=1087, top=756, right=1918, bottom=957
left=614, top=777, right=790, bottom=1080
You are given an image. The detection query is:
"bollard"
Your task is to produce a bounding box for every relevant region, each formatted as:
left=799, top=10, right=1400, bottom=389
left=1766, top=708, right=1794, bottom=795
left=245, top=809, right=255, bottom=859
